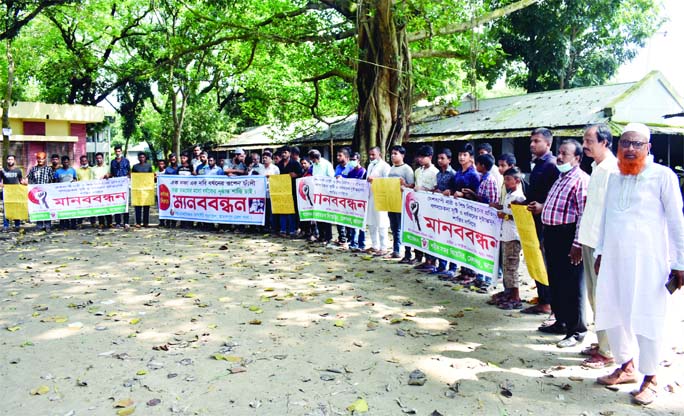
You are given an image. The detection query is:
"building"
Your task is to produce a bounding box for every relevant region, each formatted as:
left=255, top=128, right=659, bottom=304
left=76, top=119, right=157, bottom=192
left=1, top=101, right=106, bottom=169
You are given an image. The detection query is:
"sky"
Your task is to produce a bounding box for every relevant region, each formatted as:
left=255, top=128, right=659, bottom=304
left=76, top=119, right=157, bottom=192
left=615, top=0, right=684, bottom=95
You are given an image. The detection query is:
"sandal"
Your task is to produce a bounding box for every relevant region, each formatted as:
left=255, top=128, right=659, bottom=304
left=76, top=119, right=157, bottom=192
left=497, top=299, right=523, bottom=310
left=631, top=381, right=657, bottom=406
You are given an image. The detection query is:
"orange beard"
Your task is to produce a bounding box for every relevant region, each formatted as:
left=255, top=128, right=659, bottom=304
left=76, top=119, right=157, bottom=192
left=617, top=148, right=647, bottom=176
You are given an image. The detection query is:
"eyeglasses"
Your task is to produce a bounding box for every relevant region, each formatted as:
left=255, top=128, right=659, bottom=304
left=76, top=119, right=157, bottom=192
left=619, top=139, right=647, bottom=149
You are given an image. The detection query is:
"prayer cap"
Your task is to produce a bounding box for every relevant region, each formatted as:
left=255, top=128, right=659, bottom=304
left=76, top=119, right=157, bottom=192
left=622, top=123, right=650, bottom=141
left=234, top=148, right=245, bottom=155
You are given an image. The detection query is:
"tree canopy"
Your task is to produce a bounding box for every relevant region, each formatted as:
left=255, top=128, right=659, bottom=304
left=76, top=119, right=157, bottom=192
left=1, top=0, right=663, bottom=159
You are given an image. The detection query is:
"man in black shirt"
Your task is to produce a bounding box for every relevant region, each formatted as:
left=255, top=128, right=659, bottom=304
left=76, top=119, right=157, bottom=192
left=522, top=127, right=560, bottom=316
left=276, top=146, right=303, bottom=237
left=132, top=152, right=153, bottom=227
left=1, top=155, right=23, bottom=231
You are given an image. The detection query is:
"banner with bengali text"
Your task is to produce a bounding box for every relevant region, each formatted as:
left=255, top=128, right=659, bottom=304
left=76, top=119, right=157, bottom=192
left=268, top=174, right=295, bottom=214
left=27, top=177, right=129, bottom=221
left=157, top=175, right=267, bottom=225
left=131, top=173, right=156, bottom=206
left=401, top=190, right=502, bottom=278
left=510, top=204, right=549, bottom=286
left=295, top=176, right=369, bottom=228
left=3, top=184, right=29, bottom=220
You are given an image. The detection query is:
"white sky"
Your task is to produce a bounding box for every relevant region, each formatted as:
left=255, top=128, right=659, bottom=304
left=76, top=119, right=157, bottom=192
left=615, top=0, right=684, bottom=95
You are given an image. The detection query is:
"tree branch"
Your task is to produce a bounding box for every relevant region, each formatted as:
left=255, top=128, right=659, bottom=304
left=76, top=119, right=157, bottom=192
left=407, top=0, right=542, bottom=43
left=302, top=69, right=355, bottom=84
left=0, top=0, right=72, bottom=41
left=411, top=50, right=469, bottom=60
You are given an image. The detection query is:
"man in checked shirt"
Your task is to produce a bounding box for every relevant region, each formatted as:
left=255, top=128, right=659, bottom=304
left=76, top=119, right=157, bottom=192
left=26, top=152, right=55, bottom=232
left=528, top=139, right=589, bottom=348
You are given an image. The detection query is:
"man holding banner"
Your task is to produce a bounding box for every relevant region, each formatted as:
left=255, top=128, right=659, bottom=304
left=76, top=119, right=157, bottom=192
left=307, top=149, right=335, bottom=245
left=1, top=155, right=23, bottom=231
left=26, top=152, right=54, bottom=232
left=387, top=146, right=415, bottom=262
left=109, top=145, right=131, bottom=229
left=132, top=152, right=153, bottom=228
left=365, top=147, right=391, bottom=256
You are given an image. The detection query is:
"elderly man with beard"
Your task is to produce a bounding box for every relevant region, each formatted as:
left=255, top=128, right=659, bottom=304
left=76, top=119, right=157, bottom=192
left=594, top=123, right=684, bottom=406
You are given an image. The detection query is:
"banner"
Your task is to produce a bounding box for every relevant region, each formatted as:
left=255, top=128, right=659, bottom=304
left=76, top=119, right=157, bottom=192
left=131, top=173, right=155, bottom=206
left=3, top=185, right=29, bottom=220
left=371, top=177, right=402, bottom=212
left=27, top=177, right=129, bottom=221
left=157, top=175, right=267, bottom=225
left=268, top=174, right=295, bottom=214
left=510, top=204, right=549, bottom=286
left=295, top=176, right=369, bottom=228
left=401, top=190, right=502, bottom=278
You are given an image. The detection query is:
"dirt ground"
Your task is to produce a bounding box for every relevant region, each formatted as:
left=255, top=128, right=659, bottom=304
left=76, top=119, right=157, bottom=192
left=1, top=215, right=683, bottom=416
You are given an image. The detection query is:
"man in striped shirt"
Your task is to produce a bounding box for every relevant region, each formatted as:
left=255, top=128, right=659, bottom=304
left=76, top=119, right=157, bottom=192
left=530, top=139, right=589, bottom=348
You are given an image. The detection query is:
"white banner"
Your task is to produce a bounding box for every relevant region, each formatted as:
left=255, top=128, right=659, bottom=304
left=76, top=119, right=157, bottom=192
left=295, top=176, right=369, bottom=228
left=401, top=190, right=502, bottom=278
left=27, top=177, right=129, bottom=221
left=157, top=175, right=267, bottom=225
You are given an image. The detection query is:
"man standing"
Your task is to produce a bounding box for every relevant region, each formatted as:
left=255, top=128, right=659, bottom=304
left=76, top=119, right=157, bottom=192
left=531, top=139, right=588, bottom=347
left=334, top=148, right=352, bottom=248
left=191, top=145, right=202, bottom=170
left=577, top=124, right=618, bottom=369
left=365, top=146, right=391, bottom=257
left=205, top=156, right=224, bottom=175
left=432, top=148, right=457, bottom=275
left=411, top=145, right=439, bottom=270
left=76, top=154, right=96, bottom=228
left=388, top=146, right=415, bottom=263
left=50, top=154, right=61, bottom=173
left=223, top=149, right=247, bottom=176
left=26, top=152, right=54, bottom=232
left=1, top=155, right=23, bottom=231
left=523, top=127, right=559, bottom=316
left=594, top=123, right=684, bottom=406
left=477, top=142, right=503, bottom=189
left=277, top=146, right=303, bottom=238
left=91, top=152, right=111, bottom=228
left=109, top=145, right=131, bottom=229
left=132, top=152, right=153, bottom=228
left=308, top=149, right=335, bottom=244
left=55, top=156, right=79, bottom=230
left=194, top=152, right=210, bottom=175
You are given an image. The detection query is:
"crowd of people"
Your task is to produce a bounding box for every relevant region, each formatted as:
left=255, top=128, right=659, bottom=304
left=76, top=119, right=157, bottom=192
left=1, top=123, right=683, bottom=407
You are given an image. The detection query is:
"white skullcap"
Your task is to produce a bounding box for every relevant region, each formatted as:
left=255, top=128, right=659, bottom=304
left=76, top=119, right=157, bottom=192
left=622, top=123, right=650, bottom=141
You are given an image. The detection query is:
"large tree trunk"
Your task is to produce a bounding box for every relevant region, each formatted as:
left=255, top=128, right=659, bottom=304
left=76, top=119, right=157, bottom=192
left=352, top=0, right=412, bottom=162
left=2, top=38, right=14, bottom=163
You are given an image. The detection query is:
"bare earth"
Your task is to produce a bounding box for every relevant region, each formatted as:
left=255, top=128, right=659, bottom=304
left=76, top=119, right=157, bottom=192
left=1, top=220, right=683, bottom=416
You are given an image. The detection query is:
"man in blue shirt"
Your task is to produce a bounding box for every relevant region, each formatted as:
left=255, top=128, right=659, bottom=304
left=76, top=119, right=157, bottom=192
left=54, top=155, right=78, bottom=230
left=109, top=145, right=131, bottom=229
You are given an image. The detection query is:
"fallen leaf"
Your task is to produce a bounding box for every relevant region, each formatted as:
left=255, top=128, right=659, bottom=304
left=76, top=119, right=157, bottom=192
left=116, top=407, right=135, bottom=416
left=324, top=298, right=334, bottom=304
left=334, top=320, right=345, bottom=327
left=6, top=326, right=20, bottom=332
left=136, top=370, right=147, bottom=375
left=113, top=399, right=134, bottom=408
left=347, top=398, right=369, bottom=413
left=30, top=385, right=50, bottom=395
left=129, top=318, right=141, bottom=325
left=248, top=319, right=262, bottom=325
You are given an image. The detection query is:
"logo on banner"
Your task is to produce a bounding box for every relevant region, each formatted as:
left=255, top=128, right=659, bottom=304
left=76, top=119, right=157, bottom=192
left=404, top=192, right=422, bottom=231
left=298, top=181, right=314, bottom=206
left=159, top=184, right=171, bottom=211
left=28, top=188, right=50, bottom=209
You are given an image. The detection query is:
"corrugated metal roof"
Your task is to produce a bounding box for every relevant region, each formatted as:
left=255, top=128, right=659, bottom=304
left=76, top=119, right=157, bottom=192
left=411, top=82, right=636, bottom=137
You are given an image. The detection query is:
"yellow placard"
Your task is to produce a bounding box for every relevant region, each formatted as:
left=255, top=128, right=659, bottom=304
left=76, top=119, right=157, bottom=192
left=371, top=178, right=402, bottom=212
left=131, top=173, right=155, bottom=206
left=269, top=174, right=295, bottom=214
left=510, top=204, right=549, bottom=286
left=2, top=184, right=29, bottom=220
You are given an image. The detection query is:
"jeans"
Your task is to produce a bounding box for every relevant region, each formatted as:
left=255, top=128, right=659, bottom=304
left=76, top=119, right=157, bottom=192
left=114, top=213, right=130, bottom=226
left=134, top=206, right=150, bottom=226
left=280, top=214, right=297, bottom=235
left=389, top=212, right=411, bottom=258
left=347, top=228, right=366, bottom=250
left=318, top=222, right=333, bottom=242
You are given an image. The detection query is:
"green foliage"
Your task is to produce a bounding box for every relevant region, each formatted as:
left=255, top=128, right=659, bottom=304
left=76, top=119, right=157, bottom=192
left=489, top=0, right=663, bottom=92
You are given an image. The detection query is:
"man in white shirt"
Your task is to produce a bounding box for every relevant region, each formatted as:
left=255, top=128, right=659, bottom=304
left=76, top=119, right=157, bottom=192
left=308, top=149, right=335, bottom=244
left=577, top=123, right=618, bottom=369
left=412, top=145, right=439, bottom=270
left=365, top=146, right=391, bottom=256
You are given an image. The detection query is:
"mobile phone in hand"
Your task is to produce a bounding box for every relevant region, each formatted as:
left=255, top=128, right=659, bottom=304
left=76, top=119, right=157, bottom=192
left=666, top=272, right=679, bottom=295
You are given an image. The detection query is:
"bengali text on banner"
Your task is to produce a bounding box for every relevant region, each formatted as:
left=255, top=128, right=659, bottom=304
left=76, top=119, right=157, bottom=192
left=295, top=176, right=369, bottom=228
left=27, top=177, right=129, bottom=221
left=400, top=190, right=502, bottom=278
left=157, top=175, right=267, bottom=225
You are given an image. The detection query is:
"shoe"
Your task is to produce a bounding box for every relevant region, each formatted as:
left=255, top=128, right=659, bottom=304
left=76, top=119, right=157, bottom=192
left=373, top=250, right=389, bottom=257
left=557, top=335, right=582, bottom=348
left=437, top=270, right=456, bottom=280
left=398, top=257, right=413, bottom=264
left=414, top=262, right=433, bottom=270
left=387, top=252, right=402, bottom=259
left=135, top=224, right=142, bottom=228
left=581, top=343, right=600, bottom=356
left=428, top=267, right=445, bottom=274
left=596, top=367, right=638, bottom=386
left=631, top=380, right=658, bottom=405
left=124, top=224, right=131, bottom=230
left=581, top=353, right=615, bottom=369
left=2, top=226, right=8, bottom=232
left=538, top=322, right=567, bottom=334
left=350, top=247, right=361, bottom=252
left=337, top=243, right=349, bottom=250
left=114, top=224, right=122, bottom=229
left=497, top=299, right=523, bottom=310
